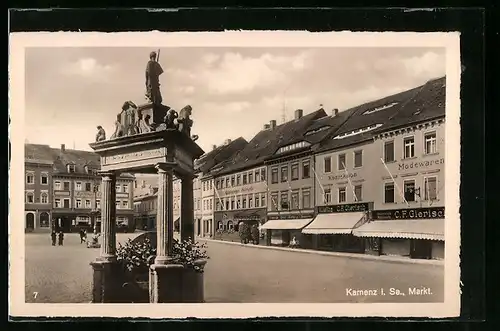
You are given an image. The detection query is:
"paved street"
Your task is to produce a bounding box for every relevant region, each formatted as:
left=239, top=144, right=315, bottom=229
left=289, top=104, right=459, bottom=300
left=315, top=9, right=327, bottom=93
left=25, top=233, right=444, bottom=303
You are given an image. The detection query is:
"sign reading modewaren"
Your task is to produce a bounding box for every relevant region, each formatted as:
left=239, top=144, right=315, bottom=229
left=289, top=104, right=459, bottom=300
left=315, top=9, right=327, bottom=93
left=317, top=202, right=370, bottom=214
left=397, top=158, right=444, bottom=171
left=372, top=207, right=445, bottom=220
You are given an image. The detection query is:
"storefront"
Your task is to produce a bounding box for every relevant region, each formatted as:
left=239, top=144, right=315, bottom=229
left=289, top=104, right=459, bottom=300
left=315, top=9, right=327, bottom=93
left=353, top=207, right=445, bottom=260
left=52, top=212, right=134, bottom=233
left=261, top=213, right=315, bottom=247
left=302, top=202, right=370, bottom=253
left=214, top=208, right=267, bottom=232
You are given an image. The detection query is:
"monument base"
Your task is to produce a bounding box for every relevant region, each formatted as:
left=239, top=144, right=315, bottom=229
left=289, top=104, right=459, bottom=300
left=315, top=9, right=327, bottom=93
left=149, top=260, right=206, bottom=303
left=90, top=259, right=123, bottom=303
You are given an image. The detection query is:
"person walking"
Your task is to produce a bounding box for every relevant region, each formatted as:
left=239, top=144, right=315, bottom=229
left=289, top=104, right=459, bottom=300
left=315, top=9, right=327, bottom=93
left=58, top=231, right=64, bottom=246
left=51, top=231, right=56, bottom=246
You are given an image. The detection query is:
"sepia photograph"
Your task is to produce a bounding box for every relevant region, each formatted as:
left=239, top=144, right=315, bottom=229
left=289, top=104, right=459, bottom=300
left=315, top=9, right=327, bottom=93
left=9, top=31, right=461, bottom=319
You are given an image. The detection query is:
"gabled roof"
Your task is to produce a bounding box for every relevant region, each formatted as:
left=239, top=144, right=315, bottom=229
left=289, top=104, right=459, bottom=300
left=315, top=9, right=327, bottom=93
left=210, top=108, right=328, bottom=175
left=317, top=76, right=446, bottom=152
left=195, top=137, right=248, bottom=175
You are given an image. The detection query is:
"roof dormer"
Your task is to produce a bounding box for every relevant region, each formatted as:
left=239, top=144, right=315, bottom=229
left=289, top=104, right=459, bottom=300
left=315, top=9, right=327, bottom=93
left=66, top=162, right=76, bottom=173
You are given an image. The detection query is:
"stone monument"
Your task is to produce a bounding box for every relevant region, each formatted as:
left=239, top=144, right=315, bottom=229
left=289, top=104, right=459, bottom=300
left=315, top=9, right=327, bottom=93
left=88, top=50, right=204, bottom=303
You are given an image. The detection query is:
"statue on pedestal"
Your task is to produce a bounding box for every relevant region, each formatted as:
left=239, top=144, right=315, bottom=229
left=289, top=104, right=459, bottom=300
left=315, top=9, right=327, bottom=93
left=122, top=101, right=138, bottom=135
left=135, top=110, right=153, bottom=134
left=95, top=126, right=106, bottom=142
left=110, top=114, right=125, bottom=139
left=174, top=105, right=193, bottom=137
left=145, top=50, right=164, bottom=105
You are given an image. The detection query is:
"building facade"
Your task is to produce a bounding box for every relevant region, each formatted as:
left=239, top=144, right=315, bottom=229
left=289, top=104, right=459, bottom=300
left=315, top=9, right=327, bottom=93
left=200, top=175, right=215, bottom=237
left=24, top=158, right=53, bottom=232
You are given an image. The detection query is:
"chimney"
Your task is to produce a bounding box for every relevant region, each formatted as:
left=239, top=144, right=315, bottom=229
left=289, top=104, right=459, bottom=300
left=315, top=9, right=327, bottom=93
left=269, top=120, right=277, bottom=130
left=263, top=124, right=271, bottom=130
left=60, top=144, right=65, bottom=152
left=212, top=144, right=217, bottom=150
left=224, top=139, right=232, bottom=145
left=294, top=109, right=303, bottom=120
left=332, top=108, right=339, bottom=116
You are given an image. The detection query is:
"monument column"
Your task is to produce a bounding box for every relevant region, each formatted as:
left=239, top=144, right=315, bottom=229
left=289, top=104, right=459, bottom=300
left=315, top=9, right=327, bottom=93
left=180, top=174, right=195, bottom=242
left=99, top=171, right=117, bottom=261
left=90, top=171, right=120, bottom=303
left=154, top=162, right=175, bottom=263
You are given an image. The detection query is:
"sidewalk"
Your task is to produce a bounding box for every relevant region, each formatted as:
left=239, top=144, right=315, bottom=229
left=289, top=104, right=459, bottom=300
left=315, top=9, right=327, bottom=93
left=197, top=237, right=444, bottom=266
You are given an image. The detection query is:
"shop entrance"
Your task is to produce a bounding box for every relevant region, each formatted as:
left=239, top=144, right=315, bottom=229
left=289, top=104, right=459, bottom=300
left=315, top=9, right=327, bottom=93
left=25, top=213, right=35, bottom=231
left=410, top=239, right=433, bottom=259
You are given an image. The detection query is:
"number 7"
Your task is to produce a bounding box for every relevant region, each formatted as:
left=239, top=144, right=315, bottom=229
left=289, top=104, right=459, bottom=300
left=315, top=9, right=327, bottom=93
left=33, top=292, right=38, bottom=299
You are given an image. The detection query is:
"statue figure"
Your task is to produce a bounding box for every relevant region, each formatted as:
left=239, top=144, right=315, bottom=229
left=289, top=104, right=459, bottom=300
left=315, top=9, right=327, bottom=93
left=110, top=115, right=125, bottom=139
left=122, top=101, right=138, bottom=135
left=155, top=108, right=177, bottom=132
left=95, top=126, right=106, bottom=142
left=174, top=105, right=193, bottom=136
left=135, top=110, right=153, bottom=134
left=145, top=51, right=164, bottom=105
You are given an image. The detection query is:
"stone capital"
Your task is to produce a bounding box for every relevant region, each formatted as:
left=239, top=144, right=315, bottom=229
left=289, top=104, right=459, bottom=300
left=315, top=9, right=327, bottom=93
left=98, top=171, right=117, bottom=181
left=155, top=162, right=177, bottom=173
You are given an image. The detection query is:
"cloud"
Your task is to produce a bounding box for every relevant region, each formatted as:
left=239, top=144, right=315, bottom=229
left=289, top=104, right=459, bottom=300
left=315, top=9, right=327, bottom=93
left=62, top=57, right=117, bottom=79
left=401, top=51, right=446, bottom=79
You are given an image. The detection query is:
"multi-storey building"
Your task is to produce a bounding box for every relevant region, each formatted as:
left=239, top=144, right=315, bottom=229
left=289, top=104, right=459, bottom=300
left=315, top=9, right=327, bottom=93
left=24, top=143, right=135, bottom=233
left=353, top=77, right=446, bottom=260
left=261, top=108, right=358, bottom=246
left=133, top=176, right=158, bottom=230
left=25, top=144, right=55, bottom=232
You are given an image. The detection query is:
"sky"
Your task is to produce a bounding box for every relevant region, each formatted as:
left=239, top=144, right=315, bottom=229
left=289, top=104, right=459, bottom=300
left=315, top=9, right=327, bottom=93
left=24, top=47, right=446, bottom=153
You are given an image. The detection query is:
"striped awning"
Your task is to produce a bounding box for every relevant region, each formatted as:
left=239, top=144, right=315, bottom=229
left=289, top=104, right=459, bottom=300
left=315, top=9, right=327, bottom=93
left=302, top=212, right=365, bottom=235
left=352, top=219, right=444, bottom=241
left=261, top=218, right=313, bottom=230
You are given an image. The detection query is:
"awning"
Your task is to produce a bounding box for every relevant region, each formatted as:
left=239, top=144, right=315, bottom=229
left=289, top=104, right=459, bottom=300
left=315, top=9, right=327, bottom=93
left=302, top=212, right=365, bottom=235
left=352, top=219, right=444, bottom=241
left=261, top=218, right=313, bottom=230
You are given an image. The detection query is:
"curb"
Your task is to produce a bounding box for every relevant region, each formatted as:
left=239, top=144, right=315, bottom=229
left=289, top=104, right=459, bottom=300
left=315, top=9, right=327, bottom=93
left=197, top=238, right=444, bottom=266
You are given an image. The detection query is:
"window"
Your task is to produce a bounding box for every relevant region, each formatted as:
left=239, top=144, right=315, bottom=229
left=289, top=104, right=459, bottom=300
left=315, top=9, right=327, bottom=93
left=323, top=188, right=332, bottom=204
left=291, top=191, right=299, bottom=209
left=354, top=150, right=363, bottom=168
left=236, top=175, right=241, bottom=186
left=116, top=184, right=121, bottom=192
left=231, top=176, right=235, bottom=187
left=248, top=172, right=253, bottom=184
left=26, top=192, right=34, bottom=203
left=54, top=181, right=61, bottom=190
left=384, top=182, right=395, bottom=203
left=242, top=197, right=247, bottom=209
left=302, top=189, right=311, bottom=209
left=41, top=173, right=48, bottom=185
left=209, top=199, right=213, bottom=210
left=85, top=199, right=91, bottom=208
left=260, top=168, right=266, bottom=181
left=403, top=136, right=415, bottom=159
left=404, top=180, right=416, bottom=202
left=270, top=192, right=279, bottom=211
left=41, top=193, right=48, bottom=204
left=67, top=164, right=75, bottom=173
left=225, top=177, right=230, bottom=187
left=249, top=197, right=253, bottom=208
left=384, top=141, right=395, bottom=162
left=338, top=187, right=346, bottom=203
left=63, top=199, right=70, bottom=208
left=54, top=198, right=61, bottom=208
left=96, top=200, right=100, bottom=209
left=123, top=184, right=129, bottom=193
left=255, top=194, right=260, bottom=207
left=424, top=177, right=438, bottom=200
left=216, top=200, right=221, bottom=211
left=354, top=185, right=362, bottom=202
left=281, top=166, right=288, bottom=182
left=291, top=163, right=299, bottom=180
left=271, top=167, right=278, bottom=184
left=225, top=200, right=230, bottom=210
left=227, top=221, right=234, bottom=231
left=209, top=181, right=212, bottom=190
left=76, top=199, right=82, bottom=208
left=85, top=182, right=92, bottom=191
left=63, top=182, right=70, bottom=190
left=116, top=201, right=120, bottom=209
left=26, top=172, right=34, bottom=184
left=231, top=199, right=235, bottom=210
left=324, top=156, right=332, bottom=173
left=338, top=154, right=346, bottom=170
left=254, top=170, right=260, bottom=182
left=76, top=182, right=82, bottom=191
left=424, top=132, right=437, bottom=154
left=261, top=194, right=266, bottom=207
left=242, top=174, right=247, bottom=185
left=302, top=161, right=310, bottom=179
left=122, top=200, right=129, bottom=209
left=236, top=197, right=241, bottom=209
left=280, top=191, right=289, bottom=210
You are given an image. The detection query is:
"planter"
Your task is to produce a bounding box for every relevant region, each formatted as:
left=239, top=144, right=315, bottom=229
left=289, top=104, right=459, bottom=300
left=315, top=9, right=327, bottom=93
left=180, top=259, right=207, bottom=303
left=120, top=269, right=150, bottom=303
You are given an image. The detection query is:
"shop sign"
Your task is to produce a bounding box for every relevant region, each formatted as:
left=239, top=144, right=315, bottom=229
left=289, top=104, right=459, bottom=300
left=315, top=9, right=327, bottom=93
left=327, top=172, right=358, bottom=181
left=268, top=213, right=314, bottom=220
left=372, top=207, right=445, bottom=220
left=318, top=202, right=370, bottom=214
left=397, top=158, right=444, bottom=171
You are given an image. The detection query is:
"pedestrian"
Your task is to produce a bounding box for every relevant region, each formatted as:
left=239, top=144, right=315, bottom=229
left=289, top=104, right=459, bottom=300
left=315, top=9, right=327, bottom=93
left=51, top=231, right=56, bottom=246
left=83, top=229, right=87, bottom=243
left=79, top=229, right=86, bottom=244
left=58, top=231, right=64, bottom=246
